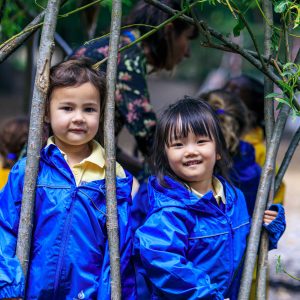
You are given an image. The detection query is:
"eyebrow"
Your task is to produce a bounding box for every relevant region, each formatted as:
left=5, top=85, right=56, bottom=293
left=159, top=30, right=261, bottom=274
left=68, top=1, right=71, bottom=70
left=57, top=101, right=99, bottom=106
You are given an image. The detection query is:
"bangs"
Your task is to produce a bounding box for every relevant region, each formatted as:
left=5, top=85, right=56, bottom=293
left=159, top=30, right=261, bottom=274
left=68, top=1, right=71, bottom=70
left=164, top=110, right=213, bottom=146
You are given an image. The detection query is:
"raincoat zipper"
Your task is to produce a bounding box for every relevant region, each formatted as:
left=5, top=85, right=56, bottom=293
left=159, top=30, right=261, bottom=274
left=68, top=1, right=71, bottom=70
left=53, top=188, right=77, bottom=297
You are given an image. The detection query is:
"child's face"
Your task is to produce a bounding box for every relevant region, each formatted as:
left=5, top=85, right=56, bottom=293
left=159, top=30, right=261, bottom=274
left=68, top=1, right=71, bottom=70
left=47, top=82, right=100, bottom=150
left=165, top=131, right=220, bottom=192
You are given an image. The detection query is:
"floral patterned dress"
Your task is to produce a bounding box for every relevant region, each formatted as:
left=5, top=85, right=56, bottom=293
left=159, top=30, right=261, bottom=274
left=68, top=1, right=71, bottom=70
left=70, top=29, right=156, bottom=158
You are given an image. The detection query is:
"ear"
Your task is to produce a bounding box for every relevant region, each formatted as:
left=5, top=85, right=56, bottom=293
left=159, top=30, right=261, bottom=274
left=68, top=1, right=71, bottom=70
left=44, top=114, right=50, bottom=123
left=216, top=153, right=221, bottom=160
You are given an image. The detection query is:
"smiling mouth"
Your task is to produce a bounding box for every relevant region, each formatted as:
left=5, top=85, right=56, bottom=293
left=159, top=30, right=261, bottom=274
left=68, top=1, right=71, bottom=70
left=183, top=160, right=202, bottom=166
left=69, top=129, right=86, bottom=133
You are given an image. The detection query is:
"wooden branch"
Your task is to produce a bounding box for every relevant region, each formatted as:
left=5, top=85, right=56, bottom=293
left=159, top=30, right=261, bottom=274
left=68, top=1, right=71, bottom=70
left=275, top=125, right=300, bottom=194
left=15, top=0, right=61, bottom=284
left=237, top=11, right=267, bottom=71
left=103, top=0, right=122, bottom=298
left=145, top=0, right=299, bottom=92
left=238, top=104, right=290, bottom=300
left=0, top=0, right=68, bottom=63
left=256, top=2, right=275, bottom=298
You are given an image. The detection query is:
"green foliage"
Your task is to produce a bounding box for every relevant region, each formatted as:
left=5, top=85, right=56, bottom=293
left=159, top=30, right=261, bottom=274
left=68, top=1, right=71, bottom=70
left=233, top=16, right=246, bottom=37
left=273, top=0, right=300, bottom=29
left=266, top=62, right=300, bottom=116
left=0, top=0, right=49, bottom=42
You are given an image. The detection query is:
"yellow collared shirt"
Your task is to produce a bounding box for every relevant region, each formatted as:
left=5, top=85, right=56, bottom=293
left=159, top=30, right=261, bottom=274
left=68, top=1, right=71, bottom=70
left=47, top=137, right=126, bottom=186
left=191, top=177, right=226, bottom=205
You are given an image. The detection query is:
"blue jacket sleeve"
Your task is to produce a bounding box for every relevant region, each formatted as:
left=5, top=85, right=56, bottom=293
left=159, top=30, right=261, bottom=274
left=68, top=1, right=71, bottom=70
left=263, top=204, right=286, bottom=250
left=134, top=208, right=223, bottom=300
left=98, top=181, right=136, bottom=300
left=0, top=162, right=25, bottom=298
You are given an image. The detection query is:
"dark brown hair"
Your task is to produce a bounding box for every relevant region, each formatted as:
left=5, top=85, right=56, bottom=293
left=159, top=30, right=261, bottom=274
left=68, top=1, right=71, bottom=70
left=123, top=0, right=198, bottom=70
left=45, top=58, right=106, bottom=141
left=151, top=96, right=231, bottom=187
left=0, top=116, right=29, bottom=168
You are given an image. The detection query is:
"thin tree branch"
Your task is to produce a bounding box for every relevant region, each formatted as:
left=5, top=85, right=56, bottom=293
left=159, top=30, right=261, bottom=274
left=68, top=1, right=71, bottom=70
left=104, top=0, right=122, bottom=298
left=145, top=0, right=300, bottom=112
left=16, top=0, right=61, bottom=285
left=236, top=10, right=267, bottom=71
left=0, top=0, right=104, bottom=63
left=145, top=1, right=273, bottom=78
left=93, top=5, right=190, bottom=69
left=0, top=0, right=68, bottom=63
left=238, top=104, right=290, bottom=300
left=275, top=125, right=300, bottom=194
left=256, top=2, right=275, bottom=298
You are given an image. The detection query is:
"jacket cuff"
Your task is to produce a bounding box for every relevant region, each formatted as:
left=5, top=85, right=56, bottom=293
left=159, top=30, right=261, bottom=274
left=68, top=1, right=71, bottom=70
left=0, top=282, right=24, bottom=299
left=263, top=204, right=286, bottom=250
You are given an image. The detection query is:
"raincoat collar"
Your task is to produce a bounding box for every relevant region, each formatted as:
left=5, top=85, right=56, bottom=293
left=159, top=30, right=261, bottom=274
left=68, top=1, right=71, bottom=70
left=148, top=175, right=235, bottom=214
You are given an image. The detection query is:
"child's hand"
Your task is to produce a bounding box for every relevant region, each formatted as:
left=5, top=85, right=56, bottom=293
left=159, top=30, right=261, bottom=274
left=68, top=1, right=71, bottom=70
left=263, top=209, right=278, bottom=225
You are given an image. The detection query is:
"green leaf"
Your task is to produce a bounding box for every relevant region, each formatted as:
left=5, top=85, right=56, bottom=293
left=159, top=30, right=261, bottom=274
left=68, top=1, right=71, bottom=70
left=274, top=0, right=289, bottom=13
left=233, top=17, right=245, bottom=37
left=265, top=92, right=281, bottom=98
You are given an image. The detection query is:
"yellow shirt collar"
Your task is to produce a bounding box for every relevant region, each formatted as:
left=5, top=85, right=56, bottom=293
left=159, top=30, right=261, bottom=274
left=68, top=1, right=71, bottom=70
left=46, top=136, right=105, bottom=168
left=191, top=177, right=226, bottom=204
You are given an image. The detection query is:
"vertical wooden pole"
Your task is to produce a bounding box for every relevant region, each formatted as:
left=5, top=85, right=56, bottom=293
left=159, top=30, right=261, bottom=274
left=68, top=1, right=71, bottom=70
left=103, top=0, right=122, bottom=299
left=16, top=0, right=61, bottom=284
left=256, top=1, right=275, bottom=299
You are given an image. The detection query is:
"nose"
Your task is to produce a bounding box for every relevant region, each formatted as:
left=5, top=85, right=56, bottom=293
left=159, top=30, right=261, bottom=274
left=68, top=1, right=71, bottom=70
left=184, top=144, right=199, bottom=157
left=72, top=110, right=85, bottom=123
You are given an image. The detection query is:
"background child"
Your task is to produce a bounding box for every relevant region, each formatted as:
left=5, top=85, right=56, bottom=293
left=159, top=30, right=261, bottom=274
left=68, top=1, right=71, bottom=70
left=0, top=59, right=135, bottom=299
left=223, top=74, right=285, bottom=204
left=134, top=97, right=285, bottom=299
left=201, top=89, right=261, bottom=216
left=0, top=116, right=29, bottom=189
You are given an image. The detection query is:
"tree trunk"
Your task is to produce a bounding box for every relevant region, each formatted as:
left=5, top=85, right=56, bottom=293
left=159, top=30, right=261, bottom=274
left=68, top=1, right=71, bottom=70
left=103, top=0, right=122, bottom=299
left=16, top=0, right=61, bottom=285
left=256, top=1, right=275, bottom=298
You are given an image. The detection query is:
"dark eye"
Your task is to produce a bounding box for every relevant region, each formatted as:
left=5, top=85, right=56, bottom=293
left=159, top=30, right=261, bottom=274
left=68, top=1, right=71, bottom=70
left=171, top=142, right=183, bottom=148
left=61, top=106, right=72, bottom=111
left=197, top=139, right=209, bottom=144
left=85, top=107, right=97, bottom=113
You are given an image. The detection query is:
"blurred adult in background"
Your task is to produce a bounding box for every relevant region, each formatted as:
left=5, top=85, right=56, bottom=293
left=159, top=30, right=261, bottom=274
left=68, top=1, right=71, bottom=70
left=0, top=116, right=29, bottom=189
left=70, top=0, right=198, bottom=178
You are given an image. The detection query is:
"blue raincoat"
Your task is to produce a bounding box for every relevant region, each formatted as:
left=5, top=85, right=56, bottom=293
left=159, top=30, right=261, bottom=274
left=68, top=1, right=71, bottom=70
left=134, top=176, right=285, bottom=299
left=0, top=144, right=136, bottom=299
left=230, top=141, right=262, bottom=216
